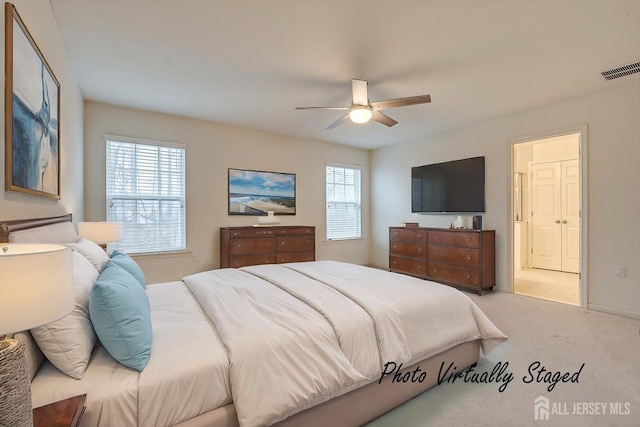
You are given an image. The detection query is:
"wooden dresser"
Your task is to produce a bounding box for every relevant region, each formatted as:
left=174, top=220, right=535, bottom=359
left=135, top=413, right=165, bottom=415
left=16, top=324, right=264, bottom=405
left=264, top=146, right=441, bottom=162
left=220, top=226, right=315, bottom=268
left=389, top=226, right=495, bottom=295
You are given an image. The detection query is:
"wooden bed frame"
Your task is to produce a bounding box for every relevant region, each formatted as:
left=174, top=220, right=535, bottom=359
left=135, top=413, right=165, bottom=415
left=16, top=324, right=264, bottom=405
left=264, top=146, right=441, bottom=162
left=0, top=214, right=481, bottom=427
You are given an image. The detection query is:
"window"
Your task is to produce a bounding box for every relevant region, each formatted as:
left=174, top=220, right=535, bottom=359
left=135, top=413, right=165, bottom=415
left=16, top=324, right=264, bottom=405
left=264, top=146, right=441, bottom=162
left=326, top=164, right=361, bottom=240
left=106, top=136, right=186, bottom=254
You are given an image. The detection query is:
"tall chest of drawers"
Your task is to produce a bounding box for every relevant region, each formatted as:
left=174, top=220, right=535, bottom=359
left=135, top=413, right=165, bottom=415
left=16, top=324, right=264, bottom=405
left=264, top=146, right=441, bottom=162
left=389, top=226, right=495, bottom=295
left=220, top=226, right=315, bottom=268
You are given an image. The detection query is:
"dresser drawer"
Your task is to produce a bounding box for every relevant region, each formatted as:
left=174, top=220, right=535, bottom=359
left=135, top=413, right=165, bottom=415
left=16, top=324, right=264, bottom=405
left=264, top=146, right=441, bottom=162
left=389, top=256, right=427, bottom=277
left=230, top=255, right=276, bottom=268
left=428, top=244, right=480, bottom=267
left=227, top=228, right=275, bottom=238
left=428, top=262, right=480, bottom=286
left=277, top=251, right=315, bottom=263
left=275, top=227, right=315, bottom=236
left=389, top=241, right=427, bottom=258
left=229, top=237, right=275, bottom=256
left=277, top=236, right=314, bottom=252
left=389, top=228, right=427, bottom=242
left=428, top=231, right=479, bottom=248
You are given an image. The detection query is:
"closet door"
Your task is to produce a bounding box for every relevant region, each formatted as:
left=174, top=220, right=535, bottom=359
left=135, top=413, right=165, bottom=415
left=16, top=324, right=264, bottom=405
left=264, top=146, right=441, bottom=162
left=561, top=160, right=580, bottom=273
left=531, top=162, right=562, bottom=270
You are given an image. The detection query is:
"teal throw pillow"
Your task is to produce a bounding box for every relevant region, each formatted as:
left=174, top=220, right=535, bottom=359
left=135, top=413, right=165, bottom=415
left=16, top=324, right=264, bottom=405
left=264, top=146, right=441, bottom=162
left=89, top=260, right=152, bottom=371
left=110, top=250, right=146, bottom=287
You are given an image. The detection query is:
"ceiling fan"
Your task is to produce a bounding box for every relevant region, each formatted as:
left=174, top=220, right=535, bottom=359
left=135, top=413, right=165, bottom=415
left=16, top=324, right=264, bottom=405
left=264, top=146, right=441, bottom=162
left=295, top=79, right=431, bottom=130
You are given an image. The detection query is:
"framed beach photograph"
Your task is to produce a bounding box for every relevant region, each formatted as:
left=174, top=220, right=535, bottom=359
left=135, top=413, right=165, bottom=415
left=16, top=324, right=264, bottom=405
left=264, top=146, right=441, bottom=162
left=228, top=168, right=296, bottom=215
left=5, top=3, right=61, bottom=199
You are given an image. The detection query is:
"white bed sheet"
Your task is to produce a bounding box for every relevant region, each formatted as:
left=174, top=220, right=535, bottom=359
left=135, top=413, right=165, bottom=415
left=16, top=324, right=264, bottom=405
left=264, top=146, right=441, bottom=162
left=31, top=281, right=231, bottom=427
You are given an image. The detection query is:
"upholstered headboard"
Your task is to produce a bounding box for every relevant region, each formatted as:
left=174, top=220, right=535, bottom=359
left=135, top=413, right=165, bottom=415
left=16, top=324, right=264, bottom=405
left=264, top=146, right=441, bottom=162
left=0, top=214, right=74, bottom=243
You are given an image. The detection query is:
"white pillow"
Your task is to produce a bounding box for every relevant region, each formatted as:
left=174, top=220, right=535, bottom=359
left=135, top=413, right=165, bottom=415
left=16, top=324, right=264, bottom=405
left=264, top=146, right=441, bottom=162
left=30, top=250, right=99, bottom=379
left=67, top=238, right=109, bottom=272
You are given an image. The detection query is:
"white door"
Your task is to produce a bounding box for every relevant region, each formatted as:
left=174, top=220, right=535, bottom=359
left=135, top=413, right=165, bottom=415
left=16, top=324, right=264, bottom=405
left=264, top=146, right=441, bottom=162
left=531, top=162, right=562, bottom=270
left=561, top=160, right=580, bottom=273
left=531, top=160, right=580, bottom=272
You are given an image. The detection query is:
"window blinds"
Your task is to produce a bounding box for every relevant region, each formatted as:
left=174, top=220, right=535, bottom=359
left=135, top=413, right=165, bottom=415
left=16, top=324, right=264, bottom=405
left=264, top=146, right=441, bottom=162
left=106, top=139, right=186, bottom=254
left=326, top=165, right=361, bottom=240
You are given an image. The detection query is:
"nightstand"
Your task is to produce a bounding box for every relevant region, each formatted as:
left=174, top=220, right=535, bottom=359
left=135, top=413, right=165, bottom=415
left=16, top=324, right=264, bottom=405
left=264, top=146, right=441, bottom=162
left=33, top=394, right=86, bottom=427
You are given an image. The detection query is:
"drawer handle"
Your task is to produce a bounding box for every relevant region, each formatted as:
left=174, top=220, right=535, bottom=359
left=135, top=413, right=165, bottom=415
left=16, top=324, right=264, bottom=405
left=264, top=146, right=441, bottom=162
left=433, top=267, right=438, bottom=273
left=433, top=251, right=437, bottom=256
left=281, top=241, right=286, bottom=245
left=466, top=255, right=472, bottom=260
left=267, top=242, right=272, bottom=246
left=393, top=231, right=398, bottom=236
left=417, top=233, right=422, bottom=238
left=562, top=220, right=567, bottom=224
left=465, top=237, right=470, bottom=242
left=434, top=235, right=439, bottom=240
left=555, top=220, right=561, bottom=224
left=417, top=265, right=421, bottom=270
left=306, top=239, right=312, bottom=244
left=233, top=232, right=238, bottom=237
left=393, top=244, right=397, bottom=249
left=393, top=260, right=396, bottom=265
left=236, top=243, right=241, bottom=248
left=466, top=273, right=471, bottom=279
left=418, top=248, right=422, bottom=253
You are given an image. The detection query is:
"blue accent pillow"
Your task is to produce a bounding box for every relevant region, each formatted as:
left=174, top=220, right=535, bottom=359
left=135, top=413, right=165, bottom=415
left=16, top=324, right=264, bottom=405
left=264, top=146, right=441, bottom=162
left=89, top=260, right=152, bottom=371
left=110, top=250, right=146, bottom=287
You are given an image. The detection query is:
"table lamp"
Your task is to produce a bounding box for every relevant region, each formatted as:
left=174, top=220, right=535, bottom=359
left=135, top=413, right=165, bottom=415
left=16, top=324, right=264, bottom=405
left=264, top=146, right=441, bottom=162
left=0, top=244, right=74, bottom=427
left=78, top=221, right=122, bottom=250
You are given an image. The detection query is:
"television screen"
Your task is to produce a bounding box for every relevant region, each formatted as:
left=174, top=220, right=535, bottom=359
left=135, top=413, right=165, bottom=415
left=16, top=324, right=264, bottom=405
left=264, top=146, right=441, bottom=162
left=411, top=156, right=485, bottom=213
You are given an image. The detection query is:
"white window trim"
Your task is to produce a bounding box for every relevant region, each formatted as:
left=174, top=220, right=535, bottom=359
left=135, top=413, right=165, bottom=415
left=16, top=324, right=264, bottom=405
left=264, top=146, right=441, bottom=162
left=325, top=162, right=362, bottom=242
left=105, top=135, right=187, bottom=255
left=104, top=134, right=186, bottom=150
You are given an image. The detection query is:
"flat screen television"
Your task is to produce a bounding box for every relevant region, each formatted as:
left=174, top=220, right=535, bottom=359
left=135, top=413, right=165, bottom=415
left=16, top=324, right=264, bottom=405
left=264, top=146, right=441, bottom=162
left=411, top=156, right=485, bottom=213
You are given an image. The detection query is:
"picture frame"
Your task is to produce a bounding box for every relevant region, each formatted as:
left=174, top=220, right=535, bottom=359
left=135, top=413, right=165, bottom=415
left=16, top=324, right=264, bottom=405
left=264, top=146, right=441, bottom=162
left=5, top=3, right=61, bottom=199
left=228, top=168, right=296, bottom=215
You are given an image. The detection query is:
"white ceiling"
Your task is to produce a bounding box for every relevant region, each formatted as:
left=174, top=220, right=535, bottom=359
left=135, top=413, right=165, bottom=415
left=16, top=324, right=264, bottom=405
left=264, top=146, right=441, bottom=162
left=50, top=0, right=640, bottom=150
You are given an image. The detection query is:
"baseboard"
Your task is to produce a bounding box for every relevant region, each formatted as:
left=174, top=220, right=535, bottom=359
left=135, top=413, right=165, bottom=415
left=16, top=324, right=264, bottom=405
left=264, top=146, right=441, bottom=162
left=587, top=303, right=640, bottom=320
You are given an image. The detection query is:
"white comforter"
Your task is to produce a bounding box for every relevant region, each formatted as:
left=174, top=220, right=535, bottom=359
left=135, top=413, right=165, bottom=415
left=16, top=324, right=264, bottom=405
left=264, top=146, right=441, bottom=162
left=32, top=261, right=507, bottom=427
left=183, top=261, right=507, bottom=427
left=31, top=281, right=231, bottom=427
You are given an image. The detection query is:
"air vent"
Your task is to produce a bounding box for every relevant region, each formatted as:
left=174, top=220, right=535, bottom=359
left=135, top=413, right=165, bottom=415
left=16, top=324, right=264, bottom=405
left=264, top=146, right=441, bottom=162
left=601, top=61, right=640, bottom=81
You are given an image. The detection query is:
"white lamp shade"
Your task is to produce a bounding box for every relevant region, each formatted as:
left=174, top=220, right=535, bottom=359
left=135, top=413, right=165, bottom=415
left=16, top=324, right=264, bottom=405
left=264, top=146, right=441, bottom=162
left=78, top=222, right=122, bottom=244
left=349, top=107, right=372, bottom=124
left=0, top=244, right=74, bottom=335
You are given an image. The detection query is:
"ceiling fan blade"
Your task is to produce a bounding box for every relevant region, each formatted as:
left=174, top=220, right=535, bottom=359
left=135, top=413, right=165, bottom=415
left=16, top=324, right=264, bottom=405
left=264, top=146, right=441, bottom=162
left=371, top=94, right=431, bottom=111
left=372, top=110, right=398, bottom=127
left=326, top=113, right=350, bottom=130
left=352, top=79, right=369, bottom=106
left=295, top=106, right=350, bottom=110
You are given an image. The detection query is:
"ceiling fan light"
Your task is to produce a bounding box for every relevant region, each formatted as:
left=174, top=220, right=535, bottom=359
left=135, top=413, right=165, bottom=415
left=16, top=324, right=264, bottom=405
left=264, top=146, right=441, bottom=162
left=349, top=107, right=372, bottom=124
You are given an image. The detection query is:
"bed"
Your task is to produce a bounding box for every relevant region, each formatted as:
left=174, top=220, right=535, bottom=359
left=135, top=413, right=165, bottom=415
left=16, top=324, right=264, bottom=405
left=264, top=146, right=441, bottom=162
left=1, top=214, right=507, bottom=427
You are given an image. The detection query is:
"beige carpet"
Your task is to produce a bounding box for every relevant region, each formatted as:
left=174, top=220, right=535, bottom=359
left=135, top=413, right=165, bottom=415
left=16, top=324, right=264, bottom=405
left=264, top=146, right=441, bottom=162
left=367, top=291, right=639, bottom=426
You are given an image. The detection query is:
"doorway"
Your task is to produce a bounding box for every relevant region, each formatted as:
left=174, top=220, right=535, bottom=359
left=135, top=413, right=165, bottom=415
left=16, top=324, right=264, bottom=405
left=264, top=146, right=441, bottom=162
left=512, top=132, right=584, bottom=306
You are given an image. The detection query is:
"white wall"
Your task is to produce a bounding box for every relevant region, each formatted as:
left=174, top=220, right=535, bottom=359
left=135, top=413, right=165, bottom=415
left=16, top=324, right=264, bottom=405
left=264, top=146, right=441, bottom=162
left=371, top=84, right=640, bottom=318
left=0, top=1, right=84, bottom=222
left=84, top=102, right=370, bottom=283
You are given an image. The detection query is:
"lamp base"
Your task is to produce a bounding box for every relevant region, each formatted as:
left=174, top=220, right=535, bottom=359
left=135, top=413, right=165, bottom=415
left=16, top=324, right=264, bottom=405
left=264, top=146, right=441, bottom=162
left=0, top=338, right=33, bottom=427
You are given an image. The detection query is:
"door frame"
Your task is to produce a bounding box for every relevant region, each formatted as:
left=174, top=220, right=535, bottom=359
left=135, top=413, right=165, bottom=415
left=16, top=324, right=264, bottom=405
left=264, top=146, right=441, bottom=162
left=507, top=125, right=588, bottom=308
